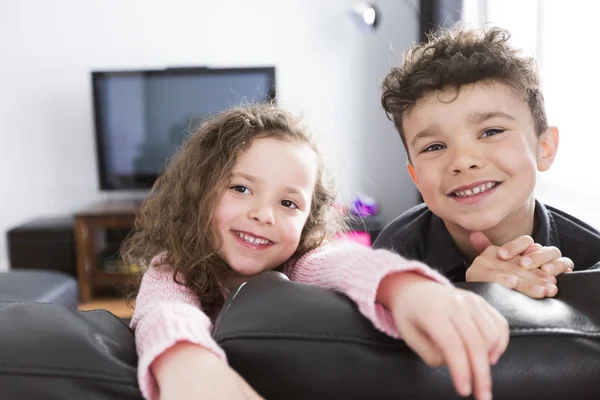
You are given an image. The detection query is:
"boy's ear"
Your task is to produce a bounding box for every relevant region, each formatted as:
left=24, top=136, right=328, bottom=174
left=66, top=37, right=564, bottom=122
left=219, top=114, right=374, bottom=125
left=537, top=126, right=559, bottom=172
left=406, top=162, right=419, bottom=185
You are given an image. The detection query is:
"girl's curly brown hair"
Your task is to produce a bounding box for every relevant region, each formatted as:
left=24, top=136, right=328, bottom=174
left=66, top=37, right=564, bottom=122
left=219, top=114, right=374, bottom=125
left=121, top=103, right=345, bottom=316
left=381, top=25, right=548, bottom=155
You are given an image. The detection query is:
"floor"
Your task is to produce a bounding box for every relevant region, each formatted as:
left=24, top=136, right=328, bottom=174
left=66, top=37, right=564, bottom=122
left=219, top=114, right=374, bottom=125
left=78, top=297, right=135, bottom=319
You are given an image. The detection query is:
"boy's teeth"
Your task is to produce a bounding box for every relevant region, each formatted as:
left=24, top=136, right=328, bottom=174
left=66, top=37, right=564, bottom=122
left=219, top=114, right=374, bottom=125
left=235, top=231, right=270, bottom=245
left=454, top=182, right=496, bottom=198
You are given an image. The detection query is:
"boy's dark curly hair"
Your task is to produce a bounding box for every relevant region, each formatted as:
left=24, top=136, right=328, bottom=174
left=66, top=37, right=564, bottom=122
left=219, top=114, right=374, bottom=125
left=381, top=25, right=548, bottom=153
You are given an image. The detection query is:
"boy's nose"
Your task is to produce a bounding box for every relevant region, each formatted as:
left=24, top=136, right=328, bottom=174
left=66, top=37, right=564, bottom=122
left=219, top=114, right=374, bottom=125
left=449, top=148, right=482, bottom=174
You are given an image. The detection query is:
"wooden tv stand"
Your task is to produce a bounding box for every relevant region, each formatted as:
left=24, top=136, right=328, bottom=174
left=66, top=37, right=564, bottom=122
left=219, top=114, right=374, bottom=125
left=74, top=200, right=141, bottom=302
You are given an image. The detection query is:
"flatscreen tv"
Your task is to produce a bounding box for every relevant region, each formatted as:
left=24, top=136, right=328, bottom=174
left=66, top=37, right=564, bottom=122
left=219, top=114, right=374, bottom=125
left=91, top=66, right=276, bottom=191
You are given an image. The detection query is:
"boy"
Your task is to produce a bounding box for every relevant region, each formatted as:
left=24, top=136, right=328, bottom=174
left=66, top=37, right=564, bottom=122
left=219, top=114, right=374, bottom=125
left=374, top=25, right=600, bottom=299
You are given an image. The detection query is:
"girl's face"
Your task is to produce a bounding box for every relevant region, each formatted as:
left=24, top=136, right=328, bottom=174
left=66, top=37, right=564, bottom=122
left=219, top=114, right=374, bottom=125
left=214, top=137, right=318, bottom=283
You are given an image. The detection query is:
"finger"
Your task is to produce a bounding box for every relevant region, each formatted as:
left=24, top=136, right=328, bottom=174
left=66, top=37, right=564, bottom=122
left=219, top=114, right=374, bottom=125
left=531, top=268, right=557, bottom=284
left=425, top=318, right=473, bottom=398
left=483, top=261, right=556, bottom=299
left=495, top=273, right=519, bottom=290
left=466, top=261, right=518, bottom=289
left=522, top=243, right=542, bottom=256
left=518, top=246, right=561, bottom=270
left=449, top=300, right=492, bottom=400
left=508, top=266, right=557, bottom=299
left=544, top=282, right=559, bottom=297
left=470, top=231, right=493, bottom=254
left=399, top=320, right=445, bottom=367
left=467, top=294, right=505, bottom=363
left=541, top=257, right=575, bottom=276
left=478, top=300, right=510, bottom=365
left=497, top=235, right=535, bottom=260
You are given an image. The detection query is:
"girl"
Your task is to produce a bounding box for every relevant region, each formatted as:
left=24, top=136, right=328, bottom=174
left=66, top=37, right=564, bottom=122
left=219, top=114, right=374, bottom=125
left=125, top=104, right=508, bottom=400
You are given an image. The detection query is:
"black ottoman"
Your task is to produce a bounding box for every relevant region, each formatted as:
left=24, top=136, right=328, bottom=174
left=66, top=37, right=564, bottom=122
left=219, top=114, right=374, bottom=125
left=0, top=269, right=78, bottom=308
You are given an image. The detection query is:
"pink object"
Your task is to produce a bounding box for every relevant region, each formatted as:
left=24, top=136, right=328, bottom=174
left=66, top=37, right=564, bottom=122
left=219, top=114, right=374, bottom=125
left=131, top=240, right=451, bottom=400
left=334, top=230, right=372, bottom=246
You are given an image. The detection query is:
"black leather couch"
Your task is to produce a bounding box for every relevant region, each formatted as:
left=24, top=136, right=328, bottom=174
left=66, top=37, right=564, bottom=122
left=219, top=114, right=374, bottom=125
left=1, top=270, right=599, bottom=399
left=0, top=269, right=77, bottom=308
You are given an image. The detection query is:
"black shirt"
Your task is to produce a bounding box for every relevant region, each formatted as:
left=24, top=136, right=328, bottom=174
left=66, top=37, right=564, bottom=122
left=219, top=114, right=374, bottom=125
left=373, top=200, right=600, bottom=282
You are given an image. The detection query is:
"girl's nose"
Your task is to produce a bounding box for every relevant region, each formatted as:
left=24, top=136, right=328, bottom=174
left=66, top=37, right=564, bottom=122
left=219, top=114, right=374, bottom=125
left=248, top=203, right=275, bottom=225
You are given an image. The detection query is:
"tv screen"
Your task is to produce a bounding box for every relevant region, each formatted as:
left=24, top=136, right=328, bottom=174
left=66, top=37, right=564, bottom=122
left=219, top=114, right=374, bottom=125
left=91, top=66, right=276, bottom=190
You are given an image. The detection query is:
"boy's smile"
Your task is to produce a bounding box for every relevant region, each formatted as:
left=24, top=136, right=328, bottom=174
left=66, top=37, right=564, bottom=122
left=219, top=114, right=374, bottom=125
left=448, top=180, right=500, bottom=205
left=402, top=81, right=558, bottom=249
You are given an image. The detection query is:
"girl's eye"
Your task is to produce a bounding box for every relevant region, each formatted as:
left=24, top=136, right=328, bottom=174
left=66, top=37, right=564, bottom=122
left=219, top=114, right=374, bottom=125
left=281, top=199, right=299, bottom=209
left=231, top=185, right=251, bottom=194
left=481, top=128, right=505, bottom=138
left=422, top=143, right=445, bottom=153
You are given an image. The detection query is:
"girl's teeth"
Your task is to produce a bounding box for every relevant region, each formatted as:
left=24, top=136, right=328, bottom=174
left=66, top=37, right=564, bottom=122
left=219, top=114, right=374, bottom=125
left=236, top=231, right=270, bottom=245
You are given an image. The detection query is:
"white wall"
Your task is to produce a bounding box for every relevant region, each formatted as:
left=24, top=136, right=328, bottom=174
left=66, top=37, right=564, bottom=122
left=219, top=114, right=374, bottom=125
left=352, top=0, right=422, bottom=223
left=534, top=0, right=600, bottom=229
left=0, top=0, right=419, bottom=270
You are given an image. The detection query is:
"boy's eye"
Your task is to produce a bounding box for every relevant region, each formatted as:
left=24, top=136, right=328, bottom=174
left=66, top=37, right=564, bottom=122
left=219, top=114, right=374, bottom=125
left=481, top=128, right=505, bottom=138
left=421, top=143, right=445, bottom=153
left=281, top=199, right=299, bottom=209
left=231, top=185, right=251, bottom=194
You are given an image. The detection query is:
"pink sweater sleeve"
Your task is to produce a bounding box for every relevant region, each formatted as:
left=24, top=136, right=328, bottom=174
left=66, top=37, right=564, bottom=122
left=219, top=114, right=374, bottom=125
left=284, top=240, right=452, bottom=338
left=130, top=256, right=226, bottom=400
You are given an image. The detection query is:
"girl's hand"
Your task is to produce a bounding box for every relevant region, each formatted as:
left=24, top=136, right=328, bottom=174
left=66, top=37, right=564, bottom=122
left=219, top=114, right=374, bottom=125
left=379, top=273, right=509, bottom=400
left=154, top=342, right=264, bottom=400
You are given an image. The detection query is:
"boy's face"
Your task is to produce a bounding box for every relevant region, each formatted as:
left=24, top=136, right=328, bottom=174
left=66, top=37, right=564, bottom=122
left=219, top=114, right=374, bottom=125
left=402, top=82, right=558, bottom=233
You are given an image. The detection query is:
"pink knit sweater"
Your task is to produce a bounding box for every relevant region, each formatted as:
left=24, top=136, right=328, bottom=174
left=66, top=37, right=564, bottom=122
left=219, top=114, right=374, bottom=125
left=130, top=240, right=451, bottom=399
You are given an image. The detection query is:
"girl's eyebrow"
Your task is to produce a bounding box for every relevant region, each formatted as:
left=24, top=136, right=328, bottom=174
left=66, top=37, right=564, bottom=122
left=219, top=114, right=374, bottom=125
left=232, top=172, right=258, bottom=183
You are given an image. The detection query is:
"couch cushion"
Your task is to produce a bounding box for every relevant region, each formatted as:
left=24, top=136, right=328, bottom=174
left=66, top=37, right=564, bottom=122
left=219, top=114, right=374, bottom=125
left=0, top=269, right=78, bottom=308
left=0, top=300, right=142, bottom=400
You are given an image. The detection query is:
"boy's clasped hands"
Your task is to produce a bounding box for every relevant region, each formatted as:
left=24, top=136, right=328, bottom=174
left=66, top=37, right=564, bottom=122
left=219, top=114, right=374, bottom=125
left=467, top=232, right=574, bottom=299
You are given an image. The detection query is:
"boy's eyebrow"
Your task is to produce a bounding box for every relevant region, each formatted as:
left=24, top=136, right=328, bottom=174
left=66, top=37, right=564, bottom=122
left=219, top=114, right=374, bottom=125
left=409, top=111, right=517, bottom=148
left=468, top=111, right=517, bottom=124
left=410, top=128, right=439, bottom=148
left=231, top=172, right=305, bottom=197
